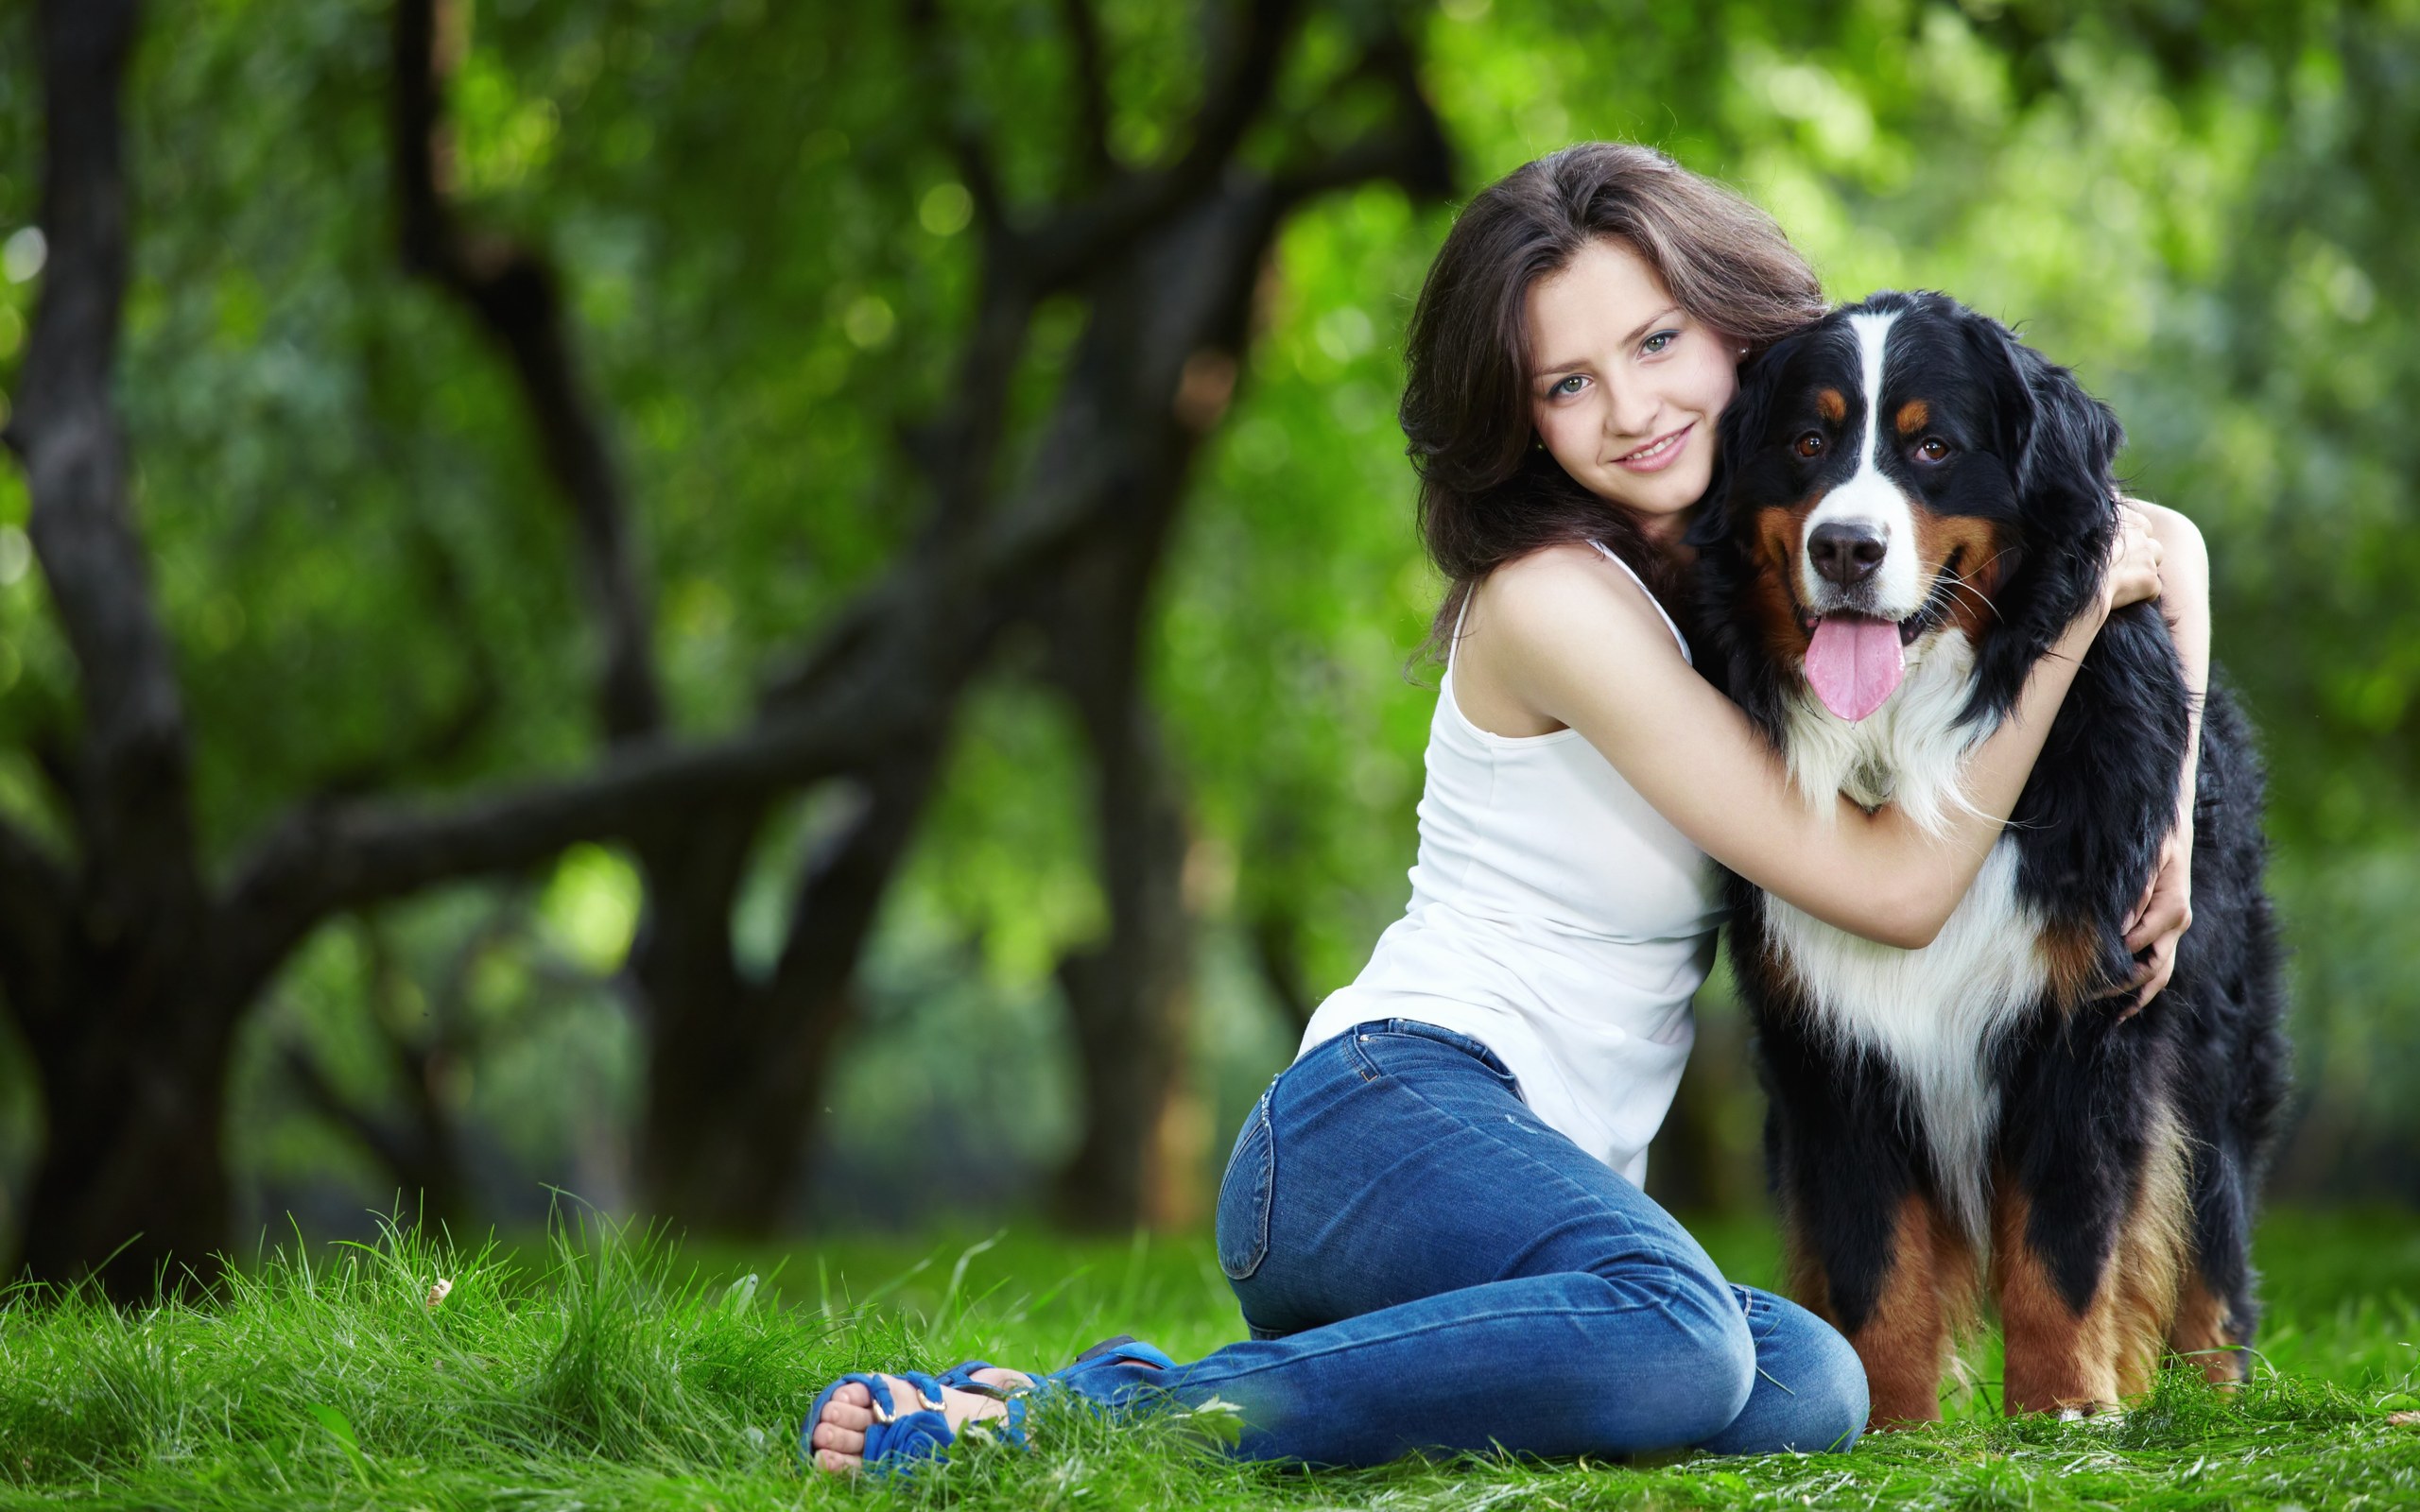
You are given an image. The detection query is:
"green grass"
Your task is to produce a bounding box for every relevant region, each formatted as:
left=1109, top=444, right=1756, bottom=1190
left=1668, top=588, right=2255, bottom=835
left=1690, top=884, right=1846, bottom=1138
left=2, top=1208, right=2415, bottom=1510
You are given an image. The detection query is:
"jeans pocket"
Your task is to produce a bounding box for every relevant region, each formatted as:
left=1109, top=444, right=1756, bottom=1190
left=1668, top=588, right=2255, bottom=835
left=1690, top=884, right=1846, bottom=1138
left=1214, top=1091, right=1274, bottom=1280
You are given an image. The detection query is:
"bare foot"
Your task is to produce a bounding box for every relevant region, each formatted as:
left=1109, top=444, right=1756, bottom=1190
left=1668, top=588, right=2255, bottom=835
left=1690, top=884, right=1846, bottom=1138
left=807, top=1368, right=1034, bottom=1474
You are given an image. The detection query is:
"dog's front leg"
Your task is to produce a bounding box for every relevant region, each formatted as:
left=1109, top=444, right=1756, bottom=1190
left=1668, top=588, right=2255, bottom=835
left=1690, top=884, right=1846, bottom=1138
left=1791, top=1188, right=1975, bottom=1427
left=1764, top=1048, right=1976, bottom=1428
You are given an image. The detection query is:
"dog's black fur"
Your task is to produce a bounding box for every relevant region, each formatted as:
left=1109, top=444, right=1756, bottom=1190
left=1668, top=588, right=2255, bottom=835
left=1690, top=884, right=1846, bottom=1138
left=1687, top=291, right=2290, bottom=1418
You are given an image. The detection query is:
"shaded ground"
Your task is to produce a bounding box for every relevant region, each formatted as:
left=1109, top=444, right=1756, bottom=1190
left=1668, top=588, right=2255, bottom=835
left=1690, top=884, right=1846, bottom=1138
left=1, top=1209, right=2414, bottom=1509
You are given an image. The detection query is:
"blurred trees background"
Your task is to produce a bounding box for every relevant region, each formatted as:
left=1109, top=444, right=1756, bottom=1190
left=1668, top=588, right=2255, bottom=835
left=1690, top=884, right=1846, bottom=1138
left=0, top=0, right=2412, bottom=1297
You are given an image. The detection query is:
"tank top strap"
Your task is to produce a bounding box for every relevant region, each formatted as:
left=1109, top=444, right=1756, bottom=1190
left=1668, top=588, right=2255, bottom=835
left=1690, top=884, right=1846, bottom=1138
left=1587, top=541, right=1692, bottom=666
left=1446, top=583, right=1473, bottom=672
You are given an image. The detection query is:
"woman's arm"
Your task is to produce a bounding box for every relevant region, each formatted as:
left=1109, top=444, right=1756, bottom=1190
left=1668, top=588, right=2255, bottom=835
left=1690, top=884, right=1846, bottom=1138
left=2118, top=499, right=2209, bottom=1006
left=1468, top=517, right=2162, bottom=950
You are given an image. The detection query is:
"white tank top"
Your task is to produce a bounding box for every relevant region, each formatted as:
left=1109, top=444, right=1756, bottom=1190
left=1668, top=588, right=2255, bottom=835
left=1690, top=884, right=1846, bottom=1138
left=1297, top=542, right=1726, bottom=1186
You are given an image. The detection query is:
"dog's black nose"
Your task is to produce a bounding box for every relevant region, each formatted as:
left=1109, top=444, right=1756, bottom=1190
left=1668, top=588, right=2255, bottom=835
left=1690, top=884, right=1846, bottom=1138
left=1808, top=521, right=1888, bottom=587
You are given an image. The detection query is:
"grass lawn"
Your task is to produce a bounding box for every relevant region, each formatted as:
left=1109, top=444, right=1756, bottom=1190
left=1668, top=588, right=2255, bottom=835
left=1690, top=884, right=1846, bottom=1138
left=3, top=1207, right=2415, bottom=1510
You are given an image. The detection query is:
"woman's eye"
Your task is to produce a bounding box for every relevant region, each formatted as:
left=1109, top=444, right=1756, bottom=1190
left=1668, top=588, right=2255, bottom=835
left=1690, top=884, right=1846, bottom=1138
left=1793, top=431, right=1826, bottom=458
left=1552, top=375, right=1587, bottom=397
left=1642, top=330, right=1678, bottom=355
left=1915, top=438, right=1952, bottom=462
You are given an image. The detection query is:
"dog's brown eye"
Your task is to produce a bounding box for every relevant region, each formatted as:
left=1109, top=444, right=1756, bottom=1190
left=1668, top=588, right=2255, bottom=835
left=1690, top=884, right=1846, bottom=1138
left=1793, top=431, right=1826, bottom=458
left=1915, top=438, right=1952, bottom=462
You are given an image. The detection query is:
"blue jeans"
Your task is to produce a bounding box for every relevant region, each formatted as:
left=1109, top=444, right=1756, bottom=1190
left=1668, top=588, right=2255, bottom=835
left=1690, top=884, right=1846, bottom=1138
left=1058, top=1019, right=1868, bottom=1464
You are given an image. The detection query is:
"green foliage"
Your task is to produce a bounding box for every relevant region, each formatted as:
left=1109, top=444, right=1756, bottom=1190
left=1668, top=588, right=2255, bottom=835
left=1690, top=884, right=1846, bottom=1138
left=1, top=1211, right=2417, bottom=1508
left=3, top=0, right=2417, bottom=1222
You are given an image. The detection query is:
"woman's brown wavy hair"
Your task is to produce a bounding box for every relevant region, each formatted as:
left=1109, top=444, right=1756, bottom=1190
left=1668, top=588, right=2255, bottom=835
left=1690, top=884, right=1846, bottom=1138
left=1401, top=142, right=1824, bottom=667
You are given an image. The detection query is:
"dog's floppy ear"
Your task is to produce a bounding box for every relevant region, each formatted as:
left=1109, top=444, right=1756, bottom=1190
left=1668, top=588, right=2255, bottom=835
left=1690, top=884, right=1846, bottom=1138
left=1686, top=335, right=1794, bottom=549
left=1953, top=310, right=2129, bottom=727
left=1981, top=315, right=2125, bottom=526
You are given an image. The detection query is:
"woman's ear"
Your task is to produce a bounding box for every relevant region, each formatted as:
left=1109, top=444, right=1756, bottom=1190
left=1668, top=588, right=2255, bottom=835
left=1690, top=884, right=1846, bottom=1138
left=1687, top=337, right=1788, bottom=548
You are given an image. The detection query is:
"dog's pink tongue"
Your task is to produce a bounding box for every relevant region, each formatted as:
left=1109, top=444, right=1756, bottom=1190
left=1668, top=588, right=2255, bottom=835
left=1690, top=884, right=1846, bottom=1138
left=1804, top=615, right=1906, bottom=722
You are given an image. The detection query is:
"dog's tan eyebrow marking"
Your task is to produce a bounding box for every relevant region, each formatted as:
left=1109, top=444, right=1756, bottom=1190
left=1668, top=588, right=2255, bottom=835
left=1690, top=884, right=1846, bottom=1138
left=1897, top=400, right=1930, bottom=434
left=1816, top=388, right=1846, bottom=422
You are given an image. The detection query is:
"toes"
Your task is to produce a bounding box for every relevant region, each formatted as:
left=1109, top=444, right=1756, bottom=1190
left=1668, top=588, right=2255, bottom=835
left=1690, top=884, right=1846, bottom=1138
left=821, top=1386, right=874, bottom=1432
left=811, top=1420, right=867, bottom=1454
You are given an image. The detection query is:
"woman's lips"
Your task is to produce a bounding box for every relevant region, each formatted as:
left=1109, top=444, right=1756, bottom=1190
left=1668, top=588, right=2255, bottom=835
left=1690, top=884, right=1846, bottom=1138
left=1613, top=421, right=1693, bottom=473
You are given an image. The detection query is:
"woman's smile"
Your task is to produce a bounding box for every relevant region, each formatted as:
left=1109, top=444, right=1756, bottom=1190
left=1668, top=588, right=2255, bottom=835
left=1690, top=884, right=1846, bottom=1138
left=1614, top=421, right=1694, bottom=472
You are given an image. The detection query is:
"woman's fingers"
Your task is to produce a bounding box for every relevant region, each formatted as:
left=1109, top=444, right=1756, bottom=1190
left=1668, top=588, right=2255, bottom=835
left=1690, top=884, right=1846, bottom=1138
left=2125, top=825, right=2191, bottom=951
left=2125, top=866, right=2188, bottom=952
left=2125, top=931, right=2178, bottom=1016
left=2104, top=503, right=2166, bottom=610
left=2117, top=825, right=2190, bottom=1016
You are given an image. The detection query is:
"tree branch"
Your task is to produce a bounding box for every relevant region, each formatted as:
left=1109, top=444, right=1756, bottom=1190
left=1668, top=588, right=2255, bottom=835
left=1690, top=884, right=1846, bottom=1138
left=909, top=0, right=1302, bottom=294
left=1024, top=0, right=1303, bottom=288
left=227, top=712, right=857, bottom=949
left=1247, top=903, right=1317, bottom=1028
left=764, top=738, right=948, bottom=1013
left=392, top=0, right=664, bottom=743
left=279, top=1036, right=431, bottom=1190
left=1058, top=0, right=1116, bottom=182
left=1270, top=25, right=1455, bottom=208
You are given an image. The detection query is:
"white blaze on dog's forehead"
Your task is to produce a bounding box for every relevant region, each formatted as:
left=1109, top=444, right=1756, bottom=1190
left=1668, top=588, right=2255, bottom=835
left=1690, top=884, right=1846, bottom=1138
left=1849, top=310, right=1894, bottom=472
left=1799, top=310, right=1924, bottom=618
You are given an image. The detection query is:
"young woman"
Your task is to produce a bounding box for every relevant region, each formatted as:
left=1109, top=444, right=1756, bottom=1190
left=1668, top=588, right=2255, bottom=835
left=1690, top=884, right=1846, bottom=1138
left=804, top=142, right=2204, bottom=1472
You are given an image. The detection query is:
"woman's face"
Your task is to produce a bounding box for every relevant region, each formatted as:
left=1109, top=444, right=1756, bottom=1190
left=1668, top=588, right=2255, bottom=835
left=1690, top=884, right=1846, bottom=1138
left=1524, top=237, right=1741, bottom=542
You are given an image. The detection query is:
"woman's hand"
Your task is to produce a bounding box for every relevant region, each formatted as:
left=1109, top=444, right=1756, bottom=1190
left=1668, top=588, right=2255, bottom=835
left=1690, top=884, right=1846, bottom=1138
left=2100, top=501, right=2166, bottom=616
left=2117, top=807, right=2194, bottom=1015
left=2109, top=496, right=2204, bottom=1015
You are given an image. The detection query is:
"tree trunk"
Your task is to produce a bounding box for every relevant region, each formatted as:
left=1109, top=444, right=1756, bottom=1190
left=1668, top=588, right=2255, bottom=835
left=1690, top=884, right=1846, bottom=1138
left=1022, top=86, right=1454, bottom=1223
left=632, top=731, right=950, bottom=1228
left=18, top=966, right=238, bottom=1296
left=1051, top=691, right=1201, bottom=1228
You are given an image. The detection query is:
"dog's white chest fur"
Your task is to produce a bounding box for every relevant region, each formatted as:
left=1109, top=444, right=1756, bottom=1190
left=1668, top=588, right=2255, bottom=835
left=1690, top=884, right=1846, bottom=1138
left=1763, top=640, right=2050, bottom=1239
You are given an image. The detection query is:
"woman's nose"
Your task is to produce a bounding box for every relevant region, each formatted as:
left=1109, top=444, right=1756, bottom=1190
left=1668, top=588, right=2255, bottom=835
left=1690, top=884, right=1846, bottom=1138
left=1600, top=376, right=1658, bottom=441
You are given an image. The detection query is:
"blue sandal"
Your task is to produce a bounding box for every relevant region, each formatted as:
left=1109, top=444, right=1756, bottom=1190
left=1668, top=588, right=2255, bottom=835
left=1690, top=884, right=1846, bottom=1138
left=801, top=1335, right=1174, bottom=1473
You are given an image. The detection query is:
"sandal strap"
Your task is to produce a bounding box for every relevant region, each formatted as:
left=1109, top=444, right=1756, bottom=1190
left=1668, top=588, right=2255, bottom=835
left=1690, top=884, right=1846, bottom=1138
left=871, top=1369, right=948, bottom=1422
left=1049, top=1334, right=1177, bottom=1395
left=933, top=1359, right=1002, bottom=1392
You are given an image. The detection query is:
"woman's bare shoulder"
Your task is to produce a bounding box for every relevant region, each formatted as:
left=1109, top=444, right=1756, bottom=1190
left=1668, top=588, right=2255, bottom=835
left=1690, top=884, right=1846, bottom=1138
left=1456, top=544, right=1686, bottom=737
left=1478, top=542, right=1682, bottom=661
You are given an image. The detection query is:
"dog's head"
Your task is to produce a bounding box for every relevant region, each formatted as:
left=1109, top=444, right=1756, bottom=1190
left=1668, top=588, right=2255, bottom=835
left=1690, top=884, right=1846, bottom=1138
left=1689, top=291, right=2125, bottom=814
left=1692, top=291, right=2126, bottom=730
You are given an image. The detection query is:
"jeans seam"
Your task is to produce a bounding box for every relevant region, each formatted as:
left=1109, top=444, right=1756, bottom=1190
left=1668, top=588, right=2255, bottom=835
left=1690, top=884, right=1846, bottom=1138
left=1156, top=1296, right=1699, bottom=1396
left=1342, top=1019, right=1522, bottom=1089
left=1218, top=1093, right=1275, bottom=1281
left=1341, top=1030, right=1381, bottom=1083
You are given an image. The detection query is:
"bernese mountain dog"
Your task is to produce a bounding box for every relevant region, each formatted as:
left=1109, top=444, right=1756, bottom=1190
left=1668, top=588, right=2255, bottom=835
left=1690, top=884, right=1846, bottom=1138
left=1686, top=290, right=2290, bottom=1422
